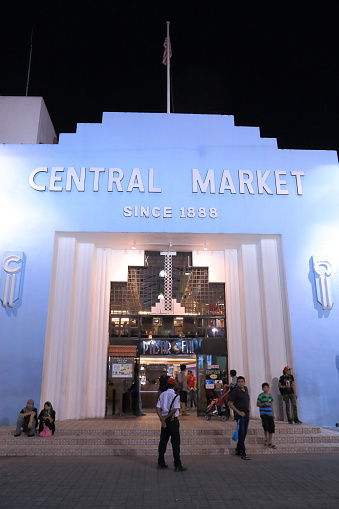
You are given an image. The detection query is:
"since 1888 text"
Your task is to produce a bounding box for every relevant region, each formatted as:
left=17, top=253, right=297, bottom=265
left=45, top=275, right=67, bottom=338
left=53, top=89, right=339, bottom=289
left=123, top=206, right=218, bottom=218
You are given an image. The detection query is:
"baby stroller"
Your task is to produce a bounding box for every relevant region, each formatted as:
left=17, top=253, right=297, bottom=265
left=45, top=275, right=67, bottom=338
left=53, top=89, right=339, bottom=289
left=205, top=387, right=230, bottom=422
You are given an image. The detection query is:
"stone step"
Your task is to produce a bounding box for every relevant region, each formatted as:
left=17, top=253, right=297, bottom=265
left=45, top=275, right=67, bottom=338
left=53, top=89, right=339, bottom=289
left=0, top=425, right=322, bottom=437
left=1, top=442, right=339, bottom=457
left=1, top=433, right=337, bottom=446
left=1, top=417, right=337, bottom=456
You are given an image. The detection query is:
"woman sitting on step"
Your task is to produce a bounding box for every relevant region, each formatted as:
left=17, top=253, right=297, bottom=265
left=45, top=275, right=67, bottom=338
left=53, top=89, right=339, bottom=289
left=38, top=401, right=56, bottom=436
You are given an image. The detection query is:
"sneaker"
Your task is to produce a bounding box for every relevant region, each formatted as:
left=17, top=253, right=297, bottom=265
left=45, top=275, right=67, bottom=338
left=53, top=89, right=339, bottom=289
left=157, top=463, right=168, bottom=469
left=241, top=455, right=251, bottom=460
left=14, top=433, right=21, bottom=437
left=175, top=465, right=187, bottom=472
left=288, top=419, right=293, bottom=424
left=294, top=419, right=302, bottom=424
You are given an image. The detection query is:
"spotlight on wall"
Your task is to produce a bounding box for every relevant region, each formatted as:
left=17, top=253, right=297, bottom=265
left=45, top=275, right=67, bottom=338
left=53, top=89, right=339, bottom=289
left=132, top=242, right=136, bottom=250
left=204, top=243, right=207, bottom=250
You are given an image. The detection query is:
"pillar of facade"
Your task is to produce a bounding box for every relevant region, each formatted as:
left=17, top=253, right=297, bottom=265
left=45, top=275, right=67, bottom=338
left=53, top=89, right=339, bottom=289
left=40, top=236, right=76, bottom=419
left=239, top=244, right=267, bottom=414
left=64, top=242, right=95, bottom=419
left=86, top=247, right=111, bottom=417
left=41, top=238, right=112, bottom=420
left=258, top=238, right=290, bottom=414
left=224, top=249, right=245, bottom=377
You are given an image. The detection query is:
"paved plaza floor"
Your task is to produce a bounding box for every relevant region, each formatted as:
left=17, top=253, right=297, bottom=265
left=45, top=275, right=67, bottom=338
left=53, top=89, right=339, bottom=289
left=1, top=453, right=339, bottom=508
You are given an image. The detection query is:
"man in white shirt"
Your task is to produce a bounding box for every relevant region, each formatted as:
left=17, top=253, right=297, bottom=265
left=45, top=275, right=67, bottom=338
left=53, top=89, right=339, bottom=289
left=156, top=377, right=187, bottom=472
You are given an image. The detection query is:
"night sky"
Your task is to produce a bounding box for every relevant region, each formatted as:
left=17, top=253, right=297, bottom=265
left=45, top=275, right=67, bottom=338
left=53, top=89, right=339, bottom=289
left=1, top=2, right=338, bottom=155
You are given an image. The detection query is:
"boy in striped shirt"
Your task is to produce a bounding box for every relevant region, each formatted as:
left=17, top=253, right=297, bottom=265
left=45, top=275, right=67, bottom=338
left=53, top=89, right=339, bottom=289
left=257, top=383, right=276, bottom=449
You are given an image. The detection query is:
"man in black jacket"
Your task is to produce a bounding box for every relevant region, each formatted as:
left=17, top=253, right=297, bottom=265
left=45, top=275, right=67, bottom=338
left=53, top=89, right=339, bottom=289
left=228, top=376, right=251, bottom=460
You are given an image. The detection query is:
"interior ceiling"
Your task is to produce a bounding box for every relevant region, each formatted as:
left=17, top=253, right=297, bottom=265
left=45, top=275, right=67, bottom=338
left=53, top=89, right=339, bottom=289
left=57, top=232, right=280, bottom=251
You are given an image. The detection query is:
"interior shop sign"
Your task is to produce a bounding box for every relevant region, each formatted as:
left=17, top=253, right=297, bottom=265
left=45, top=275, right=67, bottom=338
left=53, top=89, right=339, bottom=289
left=140, top=339, right=202, bottom=355
left=29, top=167, right=305, bottom=196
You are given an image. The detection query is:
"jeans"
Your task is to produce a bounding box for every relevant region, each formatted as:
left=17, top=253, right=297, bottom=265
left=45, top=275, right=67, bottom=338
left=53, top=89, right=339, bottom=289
left=282, top=393, right=299, bottom=421
left=235, top=414, right=249, bottom=456
left=15, top=417, right=36, bottom=436
left=187, top=389, right=197, bottom=408
left=158, top=417, right=181, bottom=466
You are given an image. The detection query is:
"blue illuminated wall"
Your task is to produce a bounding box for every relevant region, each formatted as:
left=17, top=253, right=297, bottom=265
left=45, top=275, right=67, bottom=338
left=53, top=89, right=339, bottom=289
left=0, top=112, right=338, bottom=426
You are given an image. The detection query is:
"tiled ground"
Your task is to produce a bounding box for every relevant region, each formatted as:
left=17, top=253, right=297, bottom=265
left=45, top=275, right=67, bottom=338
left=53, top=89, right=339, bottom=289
left=1, top=454, right=339, bottom=508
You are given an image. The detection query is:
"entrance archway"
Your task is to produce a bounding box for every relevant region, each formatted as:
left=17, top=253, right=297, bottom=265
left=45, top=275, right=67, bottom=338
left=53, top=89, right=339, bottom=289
left=40, top=232, right=291, bottom=421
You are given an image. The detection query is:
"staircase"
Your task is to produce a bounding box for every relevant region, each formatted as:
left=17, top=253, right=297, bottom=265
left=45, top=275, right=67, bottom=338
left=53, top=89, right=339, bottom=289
left=1, top=415, right=338, bottom=457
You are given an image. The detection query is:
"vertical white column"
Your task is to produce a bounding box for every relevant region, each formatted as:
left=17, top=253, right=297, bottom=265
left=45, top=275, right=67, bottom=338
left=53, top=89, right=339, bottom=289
left=224, top=249, right=245, bottom=376
left=40, top=236, right=76, bottom=420
left=239, top=244, right=266, bottom=415
left=259, top=238, right=289, bottom=416
left=86, top=247, right=111, bottom=417
left=65, top=242, right=95, bottom=419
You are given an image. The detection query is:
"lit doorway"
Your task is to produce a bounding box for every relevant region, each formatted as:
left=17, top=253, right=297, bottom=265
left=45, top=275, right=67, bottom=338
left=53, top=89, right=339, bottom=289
left=139, top=355, right=197, bottom=412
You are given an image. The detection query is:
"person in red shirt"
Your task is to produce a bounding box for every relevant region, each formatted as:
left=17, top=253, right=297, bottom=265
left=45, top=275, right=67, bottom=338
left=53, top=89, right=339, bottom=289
left=187, top=370, right=197, bottom=409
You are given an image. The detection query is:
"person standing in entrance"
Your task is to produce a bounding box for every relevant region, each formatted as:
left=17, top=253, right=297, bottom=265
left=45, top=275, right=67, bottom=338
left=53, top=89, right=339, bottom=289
left=187, top=370, right=197, bottom=409
left=156, top=378, right=187, bottom=472
left=177, top=364, right=188, bottom=416
left=278, top=366, right=302, bottom=424
left=158, top=369, right=170, bottom=393
left=227, top=376, right=251, bottom=460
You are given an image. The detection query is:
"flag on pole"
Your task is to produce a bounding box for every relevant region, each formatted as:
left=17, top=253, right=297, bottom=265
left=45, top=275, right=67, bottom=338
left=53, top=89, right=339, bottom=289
left=162, top=36, right=172, bottom=66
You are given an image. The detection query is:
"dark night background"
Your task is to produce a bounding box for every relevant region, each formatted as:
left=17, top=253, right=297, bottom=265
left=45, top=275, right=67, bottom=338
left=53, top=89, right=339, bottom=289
left=1, top=1, right=338, bottom=156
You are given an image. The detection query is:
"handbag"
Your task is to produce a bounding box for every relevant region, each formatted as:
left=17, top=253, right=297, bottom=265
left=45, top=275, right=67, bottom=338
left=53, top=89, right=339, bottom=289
left=232, top=420, right=239, bottom=441
left=39, top=423, right=52, bottom=437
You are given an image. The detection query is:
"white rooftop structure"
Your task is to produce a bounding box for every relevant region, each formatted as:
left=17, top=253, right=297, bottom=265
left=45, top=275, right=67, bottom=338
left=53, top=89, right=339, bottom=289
left=0, top=96, right=57, bottom=144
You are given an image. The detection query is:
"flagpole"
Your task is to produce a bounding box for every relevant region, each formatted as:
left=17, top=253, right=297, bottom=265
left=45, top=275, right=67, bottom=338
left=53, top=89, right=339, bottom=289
left=25, top=27, right=33, bottom=96
left=166, top=21, right=170, bottom=113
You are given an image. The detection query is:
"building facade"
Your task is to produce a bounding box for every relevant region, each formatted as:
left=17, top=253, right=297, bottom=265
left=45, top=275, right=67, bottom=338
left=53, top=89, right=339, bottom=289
left=0, top=110, right=338, bottom=426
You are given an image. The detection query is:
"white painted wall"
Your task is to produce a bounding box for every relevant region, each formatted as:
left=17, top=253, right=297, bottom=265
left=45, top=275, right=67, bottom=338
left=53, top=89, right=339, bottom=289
left=0, top=96, right=57, bottom=144
left=192, top=250, right=225, bottom=282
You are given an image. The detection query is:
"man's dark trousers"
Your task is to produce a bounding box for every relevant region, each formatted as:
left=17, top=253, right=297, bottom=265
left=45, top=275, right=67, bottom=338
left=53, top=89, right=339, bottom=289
left=236, top=414, right=249, bottom=456
left=158, top=417, right=181, bottom=466
left=282, top=393, right=298, bottom=421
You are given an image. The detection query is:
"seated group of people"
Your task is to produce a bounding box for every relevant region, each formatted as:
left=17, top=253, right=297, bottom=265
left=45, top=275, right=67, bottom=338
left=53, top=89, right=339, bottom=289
left=14, top=399, right=55, bottom=437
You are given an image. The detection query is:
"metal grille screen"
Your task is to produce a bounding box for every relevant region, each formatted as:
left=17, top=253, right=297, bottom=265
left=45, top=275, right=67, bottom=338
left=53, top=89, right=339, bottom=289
left=110, top=251, right=225, bottom=315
